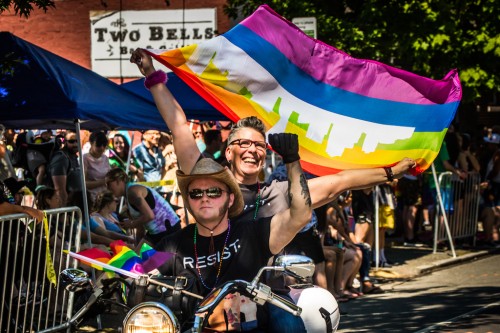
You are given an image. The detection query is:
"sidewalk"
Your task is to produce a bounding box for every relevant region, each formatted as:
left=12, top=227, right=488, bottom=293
left=370, top=239, right=499, bottom=284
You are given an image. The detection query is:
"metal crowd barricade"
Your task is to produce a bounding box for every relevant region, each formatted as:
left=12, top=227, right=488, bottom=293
left=0, top=207, right=82, bottom=333
left=434, top=171, right=482, bottom=249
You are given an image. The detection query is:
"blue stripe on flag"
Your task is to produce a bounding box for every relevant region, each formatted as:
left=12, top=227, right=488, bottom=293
left=224, top=24, right=457, bottom=132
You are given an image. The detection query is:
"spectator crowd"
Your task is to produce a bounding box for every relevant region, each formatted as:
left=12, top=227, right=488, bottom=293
left=1, top=121, right=499, bottom=305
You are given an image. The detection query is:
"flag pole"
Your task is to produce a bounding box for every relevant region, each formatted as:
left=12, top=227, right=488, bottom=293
left=66, top=251, right=203, bottom=299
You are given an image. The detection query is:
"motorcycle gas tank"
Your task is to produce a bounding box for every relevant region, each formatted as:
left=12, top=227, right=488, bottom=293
left=289, top=285, right=340, bottom=333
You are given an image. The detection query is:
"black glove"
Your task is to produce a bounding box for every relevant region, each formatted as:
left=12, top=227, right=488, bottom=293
left=268, top=133, right=300, bottom=164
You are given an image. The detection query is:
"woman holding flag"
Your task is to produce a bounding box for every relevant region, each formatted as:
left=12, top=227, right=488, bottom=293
left=130, top=49, right=416, bottom=330
left=129, top=49, right=416, bottom=210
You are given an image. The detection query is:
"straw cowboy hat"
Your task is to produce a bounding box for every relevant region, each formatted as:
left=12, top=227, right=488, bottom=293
left=176, top=158, right=244, bottom=218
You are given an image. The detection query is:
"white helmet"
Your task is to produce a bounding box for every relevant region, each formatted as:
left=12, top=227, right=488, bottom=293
left=289, top=285, right=340, bottom=333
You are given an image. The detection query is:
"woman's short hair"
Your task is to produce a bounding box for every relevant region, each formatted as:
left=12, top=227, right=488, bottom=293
left=227, top=116, right=267, bottom=143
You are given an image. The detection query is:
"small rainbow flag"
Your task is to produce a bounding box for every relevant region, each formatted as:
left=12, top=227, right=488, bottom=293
left=108, top=241, right=144, bottom=274
left=76, top=241, right=173, bottom=274
left=146, top=5, right=461, bottom=176
left=77, top=248, right=112, bottom=270
left=139, top=242, right=172, bottom=273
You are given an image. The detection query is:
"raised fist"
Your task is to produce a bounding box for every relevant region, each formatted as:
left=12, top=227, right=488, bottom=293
left=130, top=48, right=156, bottom=77
left=268, top=133, right=300, bottom=164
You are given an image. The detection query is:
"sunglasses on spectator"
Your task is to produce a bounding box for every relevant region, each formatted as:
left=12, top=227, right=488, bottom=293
left=66, top=139, right=78, bottom=144
left=188, top=187, right=227, bottom=200
left=229, top=139, right=267, bottom=150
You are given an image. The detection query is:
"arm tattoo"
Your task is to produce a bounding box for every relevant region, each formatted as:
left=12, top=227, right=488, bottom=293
left=300, top=173, right=312, bottom=207
left=288, top=173, right=312, bottom=207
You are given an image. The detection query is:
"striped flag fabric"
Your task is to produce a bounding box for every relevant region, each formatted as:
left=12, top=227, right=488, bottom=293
left=76, top=241, right=173, bottom=274
left=108, top=241, right=144, bottom=274
left=146, top=5, right=461, bottom=176
left=77, top=248, right=112, bottom=270
left=138, top=242, right=174, bottom=273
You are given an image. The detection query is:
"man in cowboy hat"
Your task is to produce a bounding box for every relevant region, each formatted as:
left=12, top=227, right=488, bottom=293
left=156, top=133, right=312, bottom=331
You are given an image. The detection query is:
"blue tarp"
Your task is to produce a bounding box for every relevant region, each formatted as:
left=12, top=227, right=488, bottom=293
left=0, top=32, right=224, bottom=130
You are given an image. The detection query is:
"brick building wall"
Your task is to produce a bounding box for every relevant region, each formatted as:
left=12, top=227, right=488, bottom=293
left=0, top=0, right=230, bottom=75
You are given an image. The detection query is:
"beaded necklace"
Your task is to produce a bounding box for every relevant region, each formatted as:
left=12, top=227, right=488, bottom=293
left=194, top=219, right=231, bottom=291
left=196, top=215, right=226, bottom=254
left=253, top=182, right=261, bottom=221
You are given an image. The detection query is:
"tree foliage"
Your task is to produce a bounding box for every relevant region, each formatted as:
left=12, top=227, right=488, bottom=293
left=224, top=0, right=500, bottom=104
left=0, top=0, right=55, bottom=18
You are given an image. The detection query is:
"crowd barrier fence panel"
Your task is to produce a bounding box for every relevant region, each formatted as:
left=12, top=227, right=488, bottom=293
left=0, top=207, right=82, bottom=333
left=434, top=171, right=481, bottom=245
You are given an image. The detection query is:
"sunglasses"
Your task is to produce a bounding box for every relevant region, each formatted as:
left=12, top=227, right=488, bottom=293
left=66, top=139, right=78, bottom=144
left=188, top=187, right=227, bottom=200
left=229, top=139, right=267, bottom=150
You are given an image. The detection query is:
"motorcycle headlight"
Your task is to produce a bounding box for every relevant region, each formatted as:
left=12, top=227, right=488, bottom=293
left=123, top=302, right=180, bottom=333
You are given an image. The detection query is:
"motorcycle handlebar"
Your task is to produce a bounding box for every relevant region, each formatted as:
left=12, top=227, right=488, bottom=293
left=251, top=283, right=302, bottom=317
left=266, top=291, right=302, bottom=317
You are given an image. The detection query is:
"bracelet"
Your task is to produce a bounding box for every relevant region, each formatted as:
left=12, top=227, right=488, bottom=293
left=144, top=70, right=168, bottom=90
left=383, top=167, right=394, bottom=182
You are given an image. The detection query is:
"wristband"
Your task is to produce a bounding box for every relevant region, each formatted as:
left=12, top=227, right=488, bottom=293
left=383, top=167, right=394, bottom=182
left=144, top=70, right=168, bottom=90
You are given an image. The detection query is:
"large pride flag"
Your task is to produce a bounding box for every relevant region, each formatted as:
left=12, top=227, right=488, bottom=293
left=147, top=5, right=461, bottom=176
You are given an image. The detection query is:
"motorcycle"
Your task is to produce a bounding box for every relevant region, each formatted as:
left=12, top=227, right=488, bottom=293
left=38, top=255, right=340, bottom=332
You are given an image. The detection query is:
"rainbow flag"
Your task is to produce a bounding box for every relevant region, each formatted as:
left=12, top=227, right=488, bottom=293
left=147, top=5, right=461, bottom=176
left=76, top=241, right=173, bottom=274
left=139, top=242, right=173, bottom=273
left=108, top=241, right=145, bottom=274
left=77, top=248, right=112, bottom=270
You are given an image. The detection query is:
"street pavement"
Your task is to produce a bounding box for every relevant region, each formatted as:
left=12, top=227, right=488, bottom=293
left=337, top=252, right=500, bottom=332
left=369, top=236, right=500, bottom=287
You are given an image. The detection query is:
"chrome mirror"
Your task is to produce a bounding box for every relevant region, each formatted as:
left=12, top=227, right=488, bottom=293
left=275, top=255, right=315, bottom=279
left=60, top=268, right=91, bottom=292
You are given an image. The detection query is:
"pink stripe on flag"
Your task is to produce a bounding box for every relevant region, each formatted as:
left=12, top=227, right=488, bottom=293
left=241, top=5, right=461, bottom=105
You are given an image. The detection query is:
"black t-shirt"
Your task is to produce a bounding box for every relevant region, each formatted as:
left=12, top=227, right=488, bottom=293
left=156, top=216, right=272, bottom=297
left=48, top=149, right=82, bottom=192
